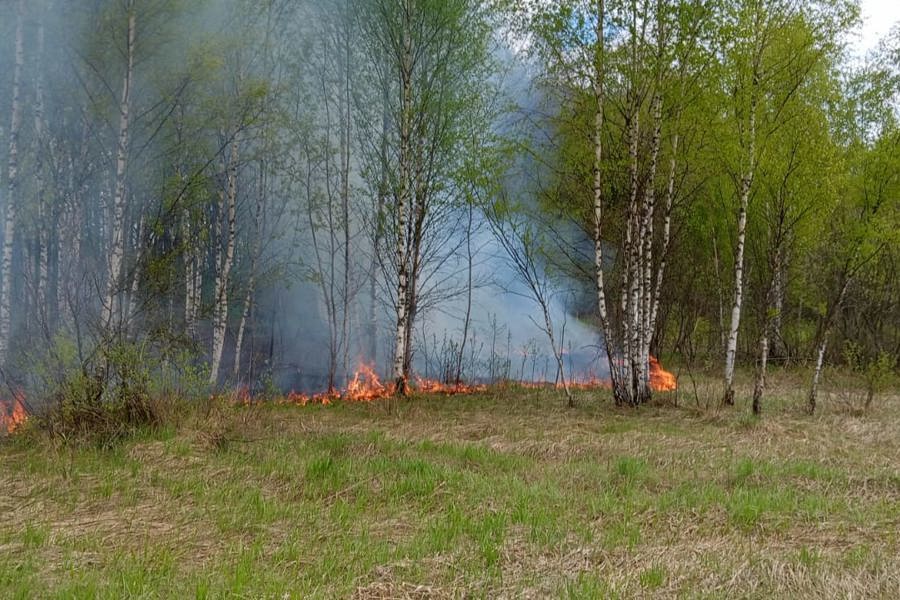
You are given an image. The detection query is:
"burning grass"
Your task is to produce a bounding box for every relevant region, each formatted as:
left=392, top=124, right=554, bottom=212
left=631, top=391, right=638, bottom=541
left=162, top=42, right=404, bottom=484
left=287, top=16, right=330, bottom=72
left=0, top=390, right=28, bottom=434
left=1, top=370, right=899, bottom=597
left=260, top=357, right=676, bottom=408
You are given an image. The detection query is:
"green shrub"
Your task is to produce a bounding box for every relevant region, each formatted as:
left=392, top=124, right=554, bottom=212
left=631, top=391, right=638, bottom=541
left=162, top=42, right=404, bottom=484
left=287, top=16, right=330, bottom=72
left=38, top=341, right=176, bottom=446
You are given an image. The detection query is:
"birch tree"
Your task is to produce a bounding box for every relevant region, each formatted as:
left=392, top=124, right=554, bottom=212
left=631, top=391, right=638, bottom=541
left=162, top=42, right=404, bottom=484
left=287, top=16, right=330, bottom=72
left=514, top=0, right=711, bottom=405
left=100, top=1, right=136, bottom=332
left=718, top=0, right=836, bottom=406
left=363, top=0, right=493, bottom=393
left=0, top=0, right=25, bottom=366
left=807, top=60, right=899, bottom=412
left=209, top=133, right=239, bottom=385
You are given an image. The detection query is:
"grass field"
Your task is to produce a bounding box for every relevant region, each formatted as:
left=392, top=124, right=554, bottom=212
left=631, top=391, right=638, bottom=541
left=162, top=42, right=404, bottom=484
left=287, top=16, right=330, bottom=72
left=2, top=371, right=899, bottom=598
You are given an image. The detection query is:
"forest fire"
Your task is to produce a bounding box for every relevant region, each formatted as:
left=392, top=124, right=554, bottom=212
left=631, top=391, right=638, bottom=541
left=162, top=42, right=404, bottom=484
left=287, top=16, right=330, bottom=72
left=413, top=376, right=488, bottom=395
left=1, top=391, right=28, bottom=434
left=516, top=356, right=676, bottom=393
left=279, top=363, right=487, bottom=406
left=275, top=356, right=675, bottom=407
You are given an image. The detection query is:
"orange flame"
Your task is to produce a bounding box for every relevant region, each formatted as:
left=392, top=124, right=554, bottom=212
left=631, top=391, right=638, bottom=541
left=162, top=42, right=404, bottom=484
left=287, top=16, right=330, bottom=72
left=278, top=363, right=488, bottom=406
left=509, top=356, right=676, bottom=393
left=413, top=376, right=488, bottom=395
left=1, top=390, right=28, bottom=434
left=649, top=356, right=677, bottom=392
left=270, top=356, right=674, bottom=407
left=346, top=364, right=390, bottom=401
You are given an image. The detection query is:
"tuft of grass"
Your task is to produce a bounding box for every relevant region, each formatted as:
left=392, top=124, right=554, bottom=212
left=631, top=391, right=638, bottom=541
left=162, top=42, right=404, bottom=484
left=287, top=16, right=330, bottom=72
left=797, top=546, right=821, bottom=569
left=563, top=573, right=619, bottom=599
left=21, top=524, right=48, bottom=549
left=638, top=565, right=666, bottom=589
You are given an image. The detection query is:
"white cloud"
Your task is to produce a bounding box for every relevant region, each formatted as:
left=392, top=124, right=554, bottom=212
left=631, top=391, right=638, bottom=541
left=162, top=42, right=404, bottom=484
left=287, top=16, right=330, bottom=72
left=855, top=0, right=900, bottom=55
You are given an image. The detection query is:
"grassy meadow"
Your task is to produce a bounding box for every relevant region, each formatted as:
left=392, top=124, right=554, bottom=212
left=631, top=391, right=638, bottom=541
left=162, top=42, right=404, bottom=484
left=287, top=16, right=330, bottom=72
left=1, top=370, right=899, bottom=598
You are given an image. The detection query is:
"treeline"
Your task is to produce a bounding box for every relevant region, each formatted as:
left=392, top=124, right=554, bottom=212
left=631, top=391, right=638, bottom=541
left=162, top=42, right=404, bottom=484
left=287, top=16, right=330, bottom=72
left=0, top=0, right=897, bottom=415
left=508, top=0, right=899, bottom=410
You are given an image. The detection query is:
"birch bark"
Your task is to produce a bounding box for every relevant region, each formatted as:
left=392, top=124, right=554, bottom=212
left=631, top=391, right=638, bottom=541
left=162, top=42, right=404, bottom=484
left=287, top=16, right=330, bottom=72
left=649, top=134, right=678, bottom=341
left=125, top=214, right=145, bottom=326
left=209, top=136, right=239, bottom=385
left=0, top=0, right=25, bottom=365
left=233, top=167, right=263, bottom=380
left=392, top=3, right=413, bottom=394
left=637, top=93, right=663, bottom=403
left=101, top=4, right=136, bottom=332
left=751, top=245, right=781, bottom=415
left=723, top=108, right=756, bottom=406
left=35, top=9, right=50, bottom=332
left=809, top=276, right=849, bottom=413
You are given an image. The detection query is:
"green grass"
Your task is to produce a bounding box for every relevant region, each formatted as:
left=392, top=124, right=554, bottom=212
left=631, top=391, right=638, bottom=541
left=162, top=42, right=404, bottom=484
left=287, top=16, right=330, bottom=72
left=2, top=371, right=899, bottom=597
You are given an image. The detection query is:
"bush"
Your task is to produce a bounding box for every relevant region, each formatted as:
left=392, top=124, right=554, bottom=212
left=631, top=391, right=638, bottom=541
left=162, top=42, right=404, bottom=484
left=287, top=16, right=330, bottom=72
left=837, top=342, right=898, bottom=413
left=38, top=341, right=180, bottom=446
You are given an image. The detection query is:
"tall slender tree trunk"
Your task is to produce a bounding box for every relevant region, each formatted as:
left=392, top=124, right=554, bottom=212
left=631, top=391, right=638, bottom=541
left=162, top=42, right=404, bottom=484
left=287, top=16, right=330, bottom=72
left=339, top=15, right=353, bottom=381
left=455, top=202, right=474, bottom=385
left=624, top=112, right=641, bottom=405
left=209, top=136, right=239, bottom=385
left=233, top=273, right=254, bottom=382
left=590, top=0, right=624, bottom=404
left=58, top=123, right=88, bottom=330
left=637, top=93, right=663, bottom=404
left=101, top=4, right=136, bottom=332
left=649, top=134, right=678, bottom=342
left=616, top=114, right=639, bottom=405
left=752, top=244, right=781, bottom=415
left=402, top=135, right=428, bottom=382
left=233, top=166, right=263, bottom=381
left=392, top=6, right=413, bottom=395
left=808, top=276, right=849, bottom=413
left=369, top=87, right=389, bottom=367
left=0, top=0, right=25, bottom=366
left=183, top=204, right=198, bottom=339
left=713, top=234, right=725, bottom=351
left=125, top=214, right=145, bottom=325
left=541, top=300, right=572, bottom=406
left=723, top=109, right=756, bottom=406
left=34, top=7, right=50, bottom=336
left=770, top=256, right=786, bottom=359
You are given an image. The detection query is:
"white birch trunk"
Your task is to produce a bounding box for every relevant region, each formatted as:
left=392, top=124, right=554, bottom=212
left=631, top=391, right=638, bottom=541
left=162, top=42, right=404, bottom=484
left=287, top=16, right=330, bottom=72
left=771, top=255, right=786, bottom=357
left=209, top=136, right=239, bottom=385
left=232, top=272, right=254, bottom=381
left=723, top=109, right=756, bottom=406
left=617, top=114, right=639, bottom=403
left=809, top=337, right=827, bottom=412
left=183, top=206, right=197, bottom=339
left=34, top=10, right=49, bottom=328
left=101, top=5, right=136, bottom=332
left=649, top=134, right=678, bottom=339
left=625, top=114, right=641, bottom=404
left=751, top=331, right=769, bottom=415
left=125, top=215, right=145, bottom=325
left=0, top=0, right=25, bottom=365
left=369, top=88, right=390, bottom=365
left=392, top=7, right=413, bottom=393
left=590, top=0, right=620, bottom=401
left=808, top=278, right=849, bottom=413
left=233, top=171, right=263, bottom=381
left=340, top=21, right=353, bottom=381
left=638, top=93, right=663, bottom=402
